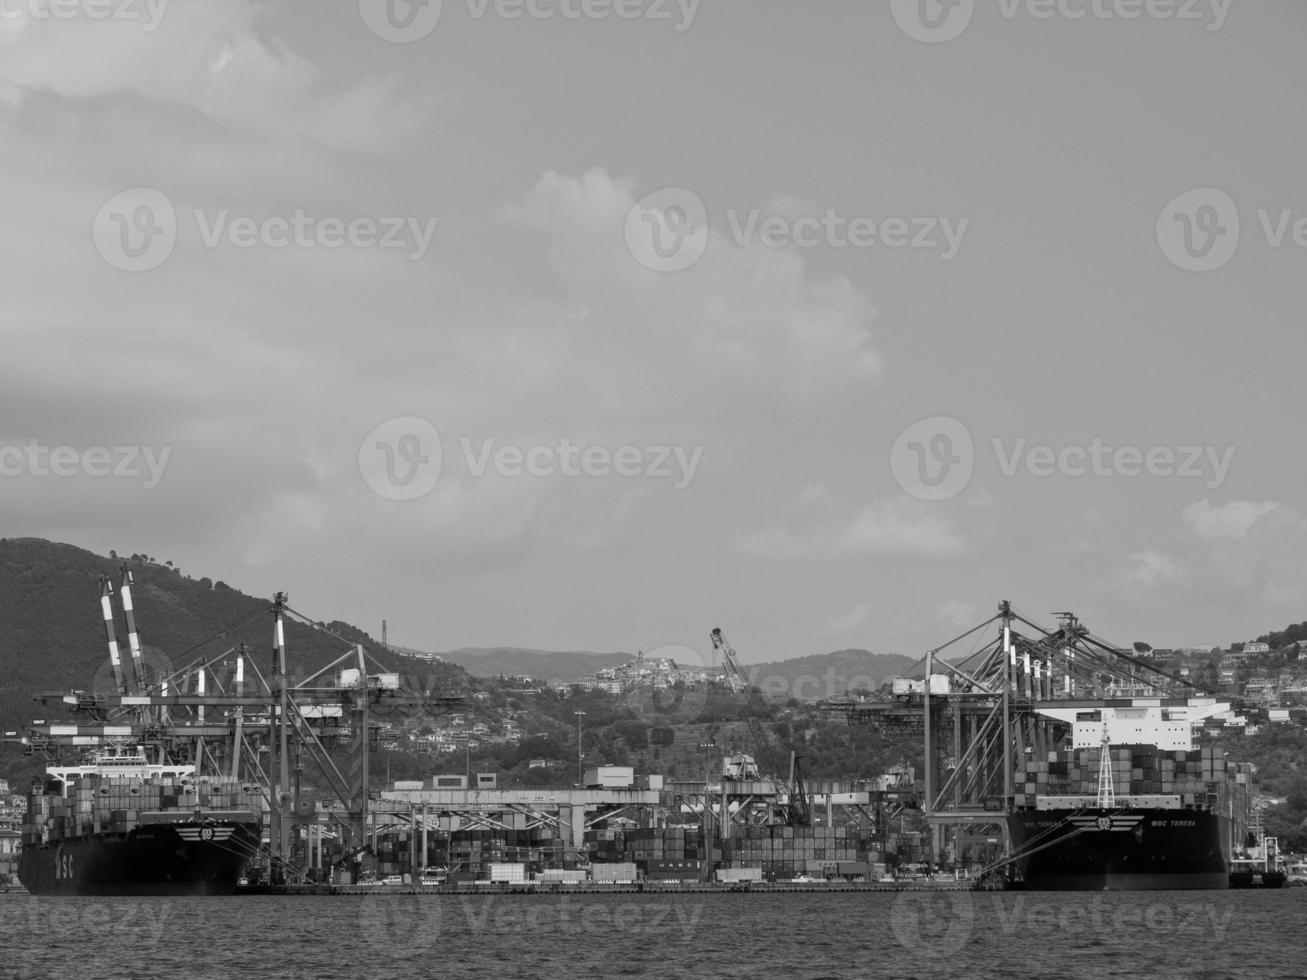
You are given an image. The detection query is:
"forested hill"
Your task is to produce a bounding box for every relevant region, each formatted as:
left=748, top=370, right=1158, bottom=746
left=0, top=538, right=440, bottom=747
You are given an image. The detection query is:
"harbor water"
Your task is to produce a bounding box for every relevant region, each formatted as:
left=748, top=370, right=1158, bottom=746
left=2, top=889, right=1303, bottom=979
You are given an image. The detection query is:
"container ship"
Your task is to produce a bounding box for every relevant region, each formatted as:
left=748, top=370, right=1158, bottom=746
left=18, top=744, right=263, bottom=896
left=1006, top=698, right=1251, bottom=890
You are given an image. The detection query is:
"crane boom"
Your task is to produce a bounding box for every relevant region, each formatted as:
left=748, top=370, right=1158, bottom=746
left=709, top=626, right=810, bottom=826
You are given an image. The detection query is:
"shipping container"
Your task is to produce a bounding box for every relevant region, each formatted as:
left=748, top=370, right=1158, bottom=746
left=488, top=863, right=528, bottom=884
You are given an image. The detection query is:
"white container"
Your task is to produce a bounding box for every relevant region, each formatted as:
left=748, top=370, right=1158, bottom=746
left=589, top=862, right=638, bottom=883
left=716, top=867, right=763, bottom=883
left=489, top=863, right=527, bottom=884
left=584, top=766, right=635, bottom=789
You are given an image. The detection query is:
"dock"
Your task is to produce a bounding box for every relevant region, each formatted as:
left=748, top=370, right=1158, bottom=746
left=237, top=880, right=980, bottom=896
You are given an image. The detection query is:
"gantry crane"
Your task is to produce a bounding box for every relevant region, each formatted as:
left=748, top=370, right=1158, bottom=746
left=709, top=626, right=810, bottom=827
left=8, top=569, right=464, bottom=883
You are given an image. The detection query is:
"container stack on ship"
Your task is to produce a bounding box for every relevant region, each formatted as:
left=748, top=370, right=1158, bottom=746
left=880, top=602, right=1264, bottom=892
left=18, top=748, right=262, bottom=896
left=1006, top=702, right=1250, bottom=890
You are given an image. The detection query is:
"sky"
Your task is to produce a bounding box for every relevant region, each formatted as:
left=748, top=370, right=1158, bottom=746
left=2, top=0, right=1305, bottom=668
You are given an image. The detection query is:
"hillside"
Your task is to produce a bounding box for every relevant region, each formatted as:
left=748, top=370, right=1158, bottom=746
left=0, top=537, right=448, bottom=785
left=440, top=647, right=630, bottom=682
left=744, top=649, right=915, bottom=700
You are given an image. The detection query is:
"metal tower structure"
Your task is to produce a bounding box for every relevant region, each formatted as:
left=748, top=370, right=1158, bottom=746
left=11, top=574, right=465, bottom=884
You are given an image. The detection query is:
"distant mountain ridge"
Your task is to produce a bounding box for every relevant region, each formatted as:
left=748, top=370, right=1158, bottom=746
left=743, top=649, right=916, bottom=699
left=437, top=645, right=913, bottom=698
left=439, top=648, right=631, bottom=682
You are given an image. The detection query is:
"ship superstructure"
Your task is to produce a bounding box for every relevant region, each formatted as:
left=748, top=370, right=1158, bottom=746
left=865, top=602, right=1261, bottom=890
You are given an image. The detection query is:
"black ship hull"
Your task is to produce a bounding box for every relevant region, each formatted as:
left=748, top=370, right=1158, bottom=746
left=1008, top=808, right=1230, bottom=890
left=1229, top=869, right=1287, bottom=889
left=18, top=821, right=261, bottom=896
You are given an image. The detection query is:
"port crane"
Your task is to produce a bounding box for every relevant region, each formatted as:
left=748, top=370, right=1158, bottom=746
left=709, top=626, right=810, bottom=827
left=9, top=568, right=464, bottom=884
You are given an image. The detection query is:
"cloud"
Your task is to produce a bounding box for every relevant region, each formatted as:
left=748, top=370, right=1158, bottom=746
left=500, top=168, right=883, bottom=408
left=935, top=600, right=979, bottom=631
left=840, top=498, right=971, bottom=559
left=736, top=494, right=970, bottom=561
left=1181, top=500, right=1282, bottom=541
left=1109, top=550, right=1190, bottom=591
left=0, top=2, right=442, bottom=150
left=819, top=602, right=873, bottom=636
left=1104, top=501, right=1307, bottom=611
